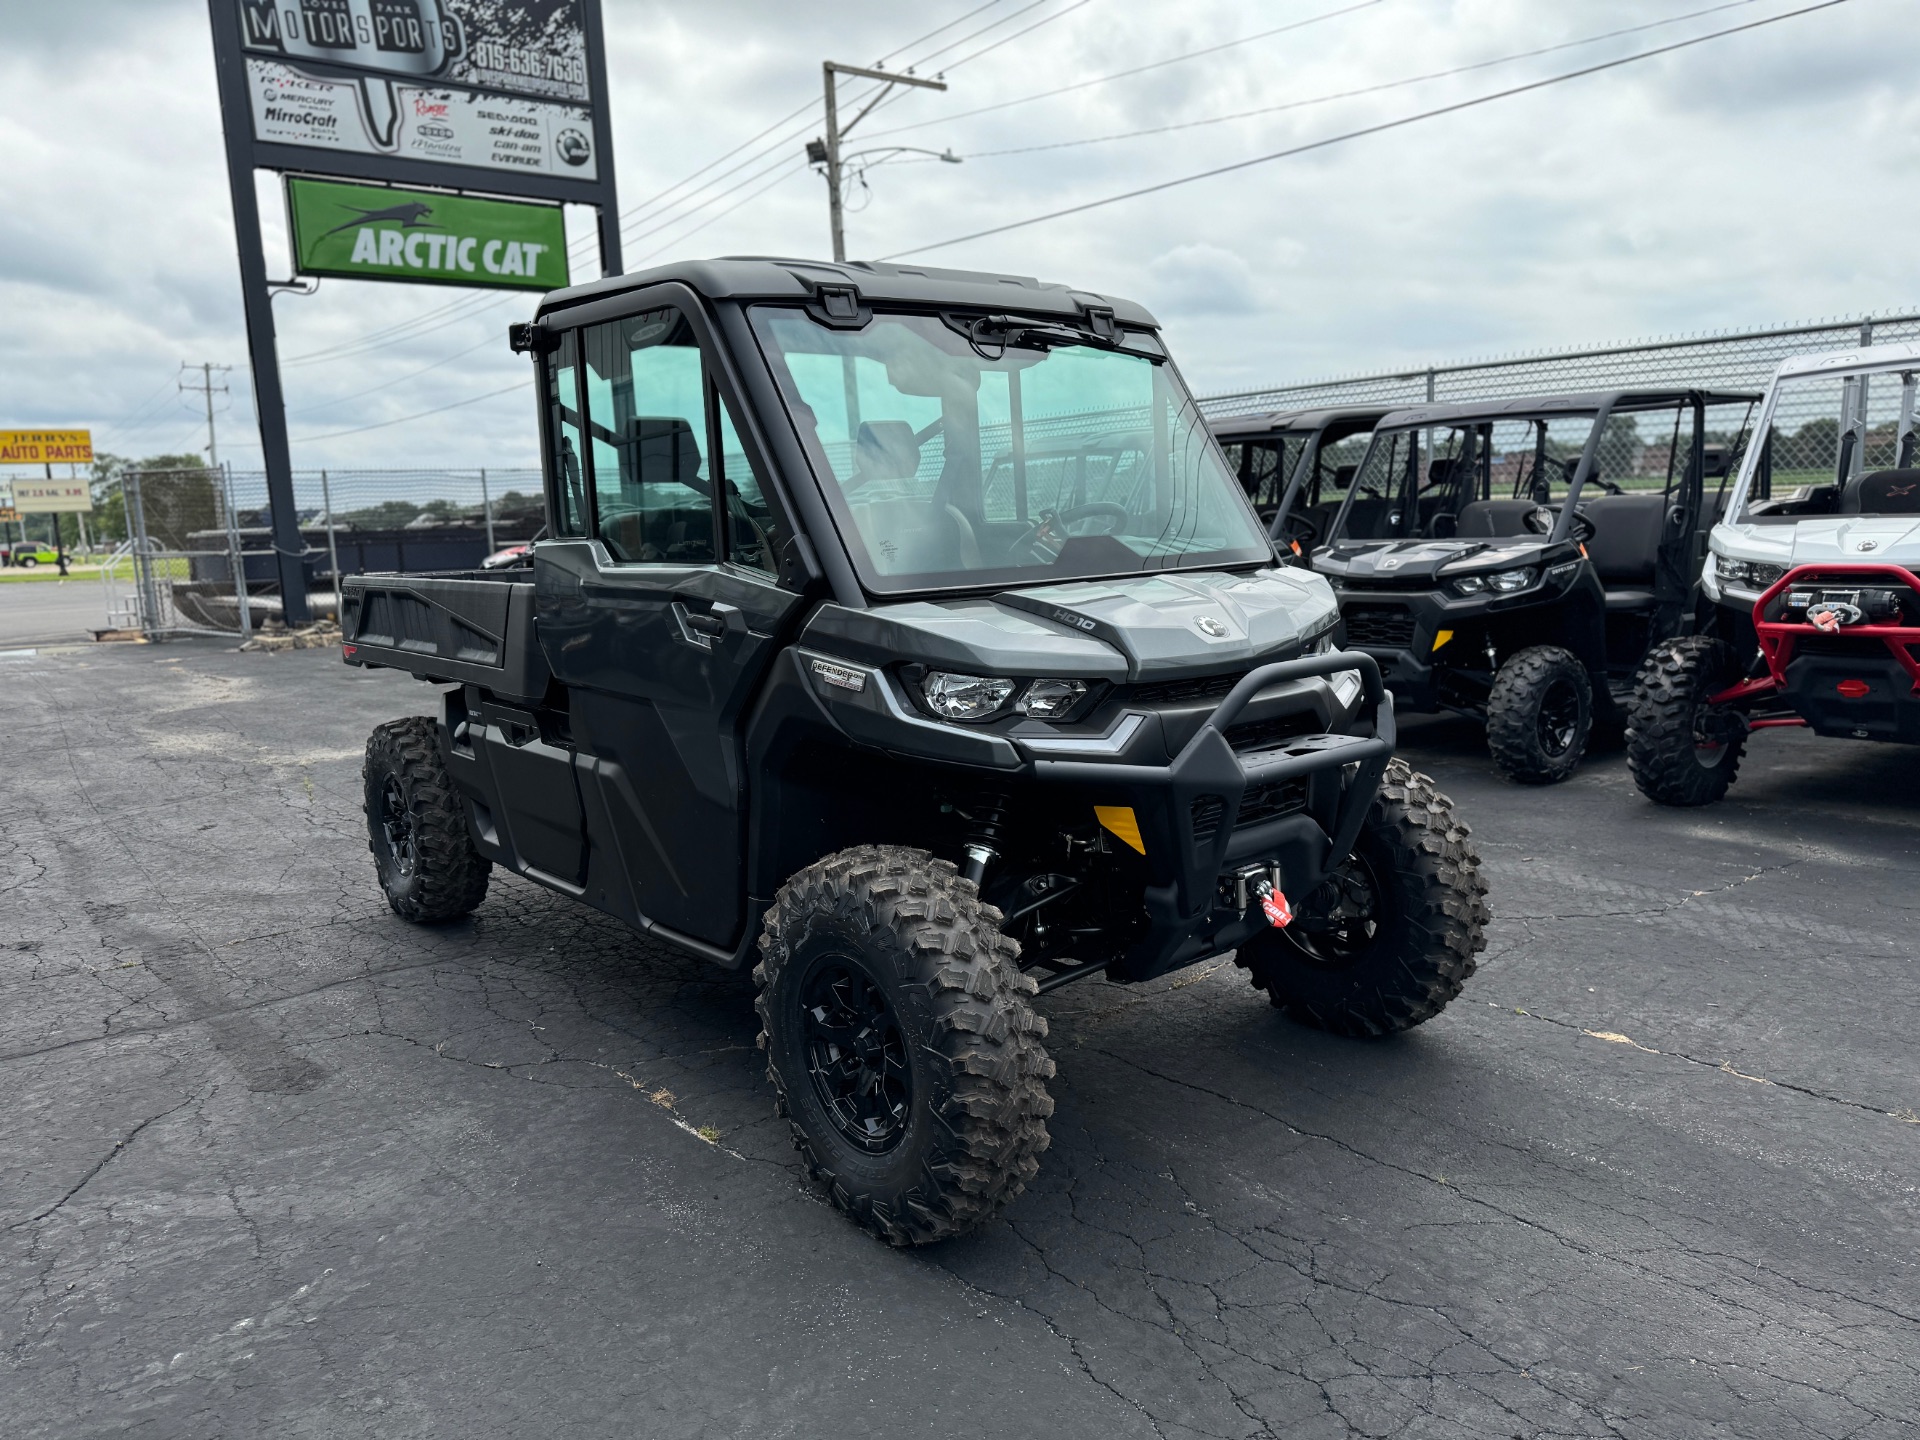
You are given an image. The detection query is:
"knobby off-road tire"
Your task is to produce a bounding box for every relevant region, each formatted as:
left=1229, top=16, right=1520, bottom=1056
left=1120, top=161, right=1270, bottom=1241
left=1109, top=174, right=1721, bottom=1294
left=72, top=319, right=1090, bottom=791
left=1486, top=644, right=1593, bottom=784
left=363, top=716, right=491, bottom=922
left=1626, top=636, right=1747, bottom=807
left=1236, top=760, right=1488, bottom=1037
left=755, top=845, right=1054, bottom=1246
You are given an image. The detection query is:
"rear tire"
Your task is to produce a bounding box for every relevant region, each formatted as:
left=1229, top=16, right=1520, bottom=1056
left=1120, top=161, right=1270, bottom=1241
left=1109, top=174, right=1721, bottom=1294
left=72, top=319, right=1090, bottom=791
left=363, top=716, right=491, bottom=922
left=755, top=845, right=1054, bottom=1246
left=1486, top=644, right=1593, bottom=784
left=1626, top=636, right=1747, bottom=807
left=1236, top=760, right=1488, bottom=1036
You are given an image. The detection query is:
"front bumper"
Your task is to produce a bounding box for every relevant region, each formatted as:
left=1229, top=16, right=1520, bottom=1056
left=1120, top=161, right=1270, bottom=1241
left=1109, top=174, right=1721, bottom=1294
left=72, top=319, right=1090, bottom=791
left=1024, top=651, right=1394, bottom=980
left=1713, top=563, right=1920, bottom=742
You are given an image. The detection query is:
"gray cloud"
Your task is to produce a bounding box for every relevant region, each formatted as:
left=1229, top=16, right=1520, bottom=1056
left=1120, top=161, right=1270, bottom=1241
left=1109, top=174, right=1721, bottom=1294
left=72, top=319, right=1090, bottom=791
left=0, top=0, right=1903, bottom=468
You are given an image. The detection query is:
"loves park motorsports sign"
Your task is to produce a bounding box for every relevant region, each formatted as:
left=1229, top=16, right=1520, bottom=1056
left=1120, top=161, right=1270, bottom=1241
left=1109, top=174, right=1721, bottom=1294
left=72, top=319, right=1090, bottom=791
left=286, top=177, right=567, bottom=290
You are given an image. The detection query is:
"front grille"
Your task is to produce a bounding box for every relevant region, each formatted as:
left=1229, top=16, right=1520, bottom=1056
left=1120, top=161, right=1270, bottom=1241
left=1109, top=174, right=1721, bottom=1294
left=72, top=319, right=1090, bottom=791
left=1225, top=711, right=1321, bottom=752
left=1335, top=574, right=1431, bottom=592
left=1795, top=635, right=1893, bottom=660
left=1343, top=603, right=1416, bottom=648
left=1127, top=670, right=1250, bottom=706
left=1237, top=778, right=1307, bottom=827
left=1190, top=795, right=1227, bottom=848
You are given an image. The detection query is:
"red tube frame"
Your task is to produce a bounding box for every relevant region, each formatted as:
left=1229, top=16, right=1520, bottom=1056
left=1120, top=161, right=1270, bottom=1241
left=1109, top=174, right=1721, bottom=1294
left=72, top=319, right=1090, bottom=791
left=1710, top=563, right=1920, bottom=708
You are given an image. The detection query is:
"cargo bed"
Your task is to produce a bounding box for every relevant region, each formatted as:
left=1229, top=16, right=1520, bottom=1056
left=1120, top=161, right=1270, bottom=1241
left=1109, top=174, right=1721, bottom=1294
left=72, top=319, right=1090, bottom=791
left=340, top=570, right=548, bottom=701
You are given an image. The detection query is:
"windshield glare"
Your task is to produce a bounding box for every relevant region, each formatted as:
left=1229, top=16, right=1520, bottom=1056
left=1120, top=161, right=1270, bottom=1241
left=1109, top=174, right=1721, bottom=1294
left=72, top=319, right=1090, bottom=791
left=751, top=308, right=1270, bottom=589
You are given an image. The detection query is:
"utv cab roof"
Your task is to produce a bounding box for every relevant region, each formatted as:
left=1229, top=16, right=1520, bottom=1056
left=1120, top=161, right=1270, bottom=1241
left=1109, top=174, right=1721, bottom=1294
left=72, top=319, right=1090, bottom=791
left=1769, top=338, right=1920, bottom=381
left=1370, top=387, right=1761, bottom=432
left=534, top=256, right=1160, bottom=328
left=1207, top=404, right=1397, bottom=441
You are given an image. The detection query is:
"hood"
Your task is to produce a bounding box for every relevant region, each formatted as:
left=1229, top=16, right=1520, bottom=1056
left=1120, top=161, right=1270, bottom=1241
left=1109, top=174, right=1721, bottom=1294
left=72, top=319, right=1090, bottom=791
left=1317, top=538, right=1549, bottom=584
left=798, top=569, right=1338, bottom=682
left=993, top=569, right=1339, bottom=678
left=1785, top=517, right=1920, bottom=567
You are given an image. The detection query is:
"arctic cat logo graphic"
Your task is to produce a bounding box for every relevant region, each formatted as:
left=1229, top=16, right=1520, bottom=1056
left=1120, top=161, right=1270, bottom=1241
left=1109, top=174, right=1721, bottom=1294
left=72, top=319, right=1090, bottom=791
left=322, top=200, right=435, bottom=237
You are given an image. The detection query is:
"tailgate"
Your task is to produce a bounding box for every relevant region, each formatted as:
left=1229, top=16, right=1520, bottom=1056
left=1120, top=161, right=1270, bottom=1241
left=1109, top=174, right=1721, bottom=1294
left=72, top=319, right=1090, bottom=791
left=341, top=571, right=550, bottom=701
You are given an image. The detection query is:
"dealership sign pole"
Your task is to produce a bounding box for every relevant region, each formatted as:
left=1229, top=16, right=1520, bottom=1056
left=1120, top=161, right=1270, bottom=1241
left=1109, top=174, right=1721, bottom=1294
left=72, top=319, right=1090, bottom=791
left=206, top=0, right=622, bottom=625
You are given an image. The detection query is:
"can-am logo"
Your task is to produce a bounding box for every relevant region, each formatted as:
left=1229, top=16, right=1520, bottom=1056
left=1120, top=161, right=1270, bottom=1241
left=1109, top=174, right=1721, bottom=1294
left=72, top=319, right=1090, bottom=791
left=1194, top=616, right=1228, bottom=637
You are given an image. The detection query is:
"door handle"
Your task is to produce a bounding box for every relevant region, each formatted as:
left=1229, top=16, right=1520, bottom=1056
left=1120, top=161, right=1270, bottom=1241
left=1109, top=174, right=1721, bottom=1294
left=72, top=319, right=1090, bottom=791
left=672, top=600, right=745, bottom=650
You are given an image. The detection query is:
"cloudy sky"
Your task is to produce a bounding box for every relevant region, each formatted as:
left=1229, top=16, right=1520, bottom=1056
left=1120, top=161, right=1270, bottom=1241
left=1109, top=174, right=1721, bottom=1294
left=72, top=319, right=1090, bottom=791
left=0, top=0, right=1906, bottom=473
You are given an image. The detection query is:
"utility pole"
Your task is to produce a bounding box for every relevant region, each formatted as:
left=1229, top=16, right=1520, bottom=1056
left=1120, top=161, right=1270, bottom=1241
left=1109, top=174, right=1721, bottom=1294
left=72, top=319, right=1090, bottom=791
left=809, top=62, right=950, bottom=262
left=181, top=362, right=232, bottom=470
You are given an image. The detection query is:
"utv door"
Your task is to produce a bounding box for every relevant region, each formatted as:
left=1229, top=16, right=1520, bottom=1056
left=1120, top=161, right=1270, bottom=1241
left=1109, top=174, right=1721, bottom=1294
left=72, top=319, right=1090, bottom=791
left=533, top=298, right=803, bottom=951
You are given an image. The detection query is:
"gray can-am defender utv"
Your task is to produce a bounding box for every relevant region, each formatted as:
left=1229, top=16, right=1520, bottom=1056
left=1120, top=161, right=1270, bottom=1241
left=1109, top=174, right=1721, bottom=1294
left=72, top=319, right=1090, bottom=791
left=340, top=258, right=1489, bottom=1245
left=1295, top=389, right=1757, bottom=783
left=1209, top=405, right=1394, bottom=556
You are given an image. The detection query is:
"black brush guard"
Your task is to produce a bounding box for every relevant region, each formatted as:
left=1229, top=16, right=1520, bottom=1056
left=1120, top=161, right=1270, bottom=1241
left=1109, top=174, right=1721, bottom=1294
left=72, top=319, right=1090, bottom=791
left=1032, top=651, right=1395, bottom=982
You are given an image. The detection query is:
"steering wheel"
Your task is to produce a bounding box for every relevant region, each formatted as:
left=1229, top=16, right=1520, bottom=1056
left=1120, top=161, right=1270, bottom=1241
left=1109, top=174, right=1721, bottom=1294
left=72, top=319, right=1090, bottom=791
left=1277, top=510, right=1320, bottom=552
left=1522, top=504, right=1596, bottom=542
left=1011, top=502, right=1129, bottom=563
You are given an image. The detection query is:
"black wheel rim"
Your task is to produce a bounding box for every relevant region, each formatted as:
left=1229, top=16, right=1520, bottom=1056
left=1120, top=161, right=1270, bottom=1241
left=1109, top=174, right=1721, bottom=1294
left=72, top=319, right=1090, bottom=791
left=1536, top=678, right=1583, bottom=758
left=1285, top=850, right=1386, bottom=968
left=1691, top=702, right=1738, bottom=769
left=379, top=774, right=417, bottom=877
left=800, top=958, right=912, bottom=1154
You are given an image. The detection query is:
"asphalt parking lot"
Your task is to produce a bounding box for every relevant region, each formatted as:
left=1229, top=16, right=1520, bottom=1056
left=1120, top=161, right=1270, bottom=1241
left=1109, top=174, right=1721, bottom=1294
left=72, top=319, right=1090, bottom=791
left=3, top=638, right=1916, bottom=1439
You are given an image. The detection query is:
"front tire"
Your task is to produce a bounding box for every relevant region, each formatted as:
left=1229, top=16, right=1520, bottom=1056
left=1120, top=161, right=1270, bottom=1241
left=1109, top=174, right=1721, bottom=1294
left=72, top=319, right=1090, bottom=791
left=1626, top=636, right=1747, bottom=806
left=1236, top=760, right=1488, bottom=1036
left=1486, top=644, right=1593, bottom=784
left=755, top=845, right=1054, bottom=1246
left=363, top=716, right=491, bottom=922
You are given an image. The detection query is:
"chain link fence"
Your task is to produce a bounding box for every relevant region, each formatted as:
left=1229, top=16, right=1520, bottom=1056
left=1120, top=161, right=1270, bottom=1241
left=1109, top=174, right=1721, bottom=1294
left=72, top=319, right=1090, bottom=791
left=1197, top=309, right=1920, bottom=485
left=105, top=467, right=543, bottom=639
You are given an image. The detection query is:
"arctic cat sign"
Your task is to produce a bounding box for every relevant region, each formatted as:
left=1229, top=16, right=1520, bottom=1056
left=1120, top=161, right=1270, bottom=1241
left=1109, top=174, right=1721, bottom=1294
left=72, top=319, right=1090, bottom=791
left=286, top=177, right=567, bottom=290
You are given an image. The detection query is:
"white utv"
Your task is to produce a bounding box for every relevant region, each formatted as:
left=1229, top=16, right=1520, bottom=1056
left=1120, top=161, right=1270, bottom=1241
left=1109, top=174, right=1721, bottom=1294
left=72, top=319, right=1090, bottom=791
left=1629, top=340, right=1920, bottom=804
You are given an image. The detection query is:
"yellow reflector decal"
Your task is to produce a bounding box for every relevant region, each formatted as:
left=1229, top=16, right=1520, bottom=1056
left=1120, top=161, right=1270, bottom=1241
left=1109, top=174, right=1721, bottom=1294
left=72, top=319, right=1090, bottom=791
left=1433, top=628, right=1454, bottom=653
left=1094, top=805, right=1146, bottom=854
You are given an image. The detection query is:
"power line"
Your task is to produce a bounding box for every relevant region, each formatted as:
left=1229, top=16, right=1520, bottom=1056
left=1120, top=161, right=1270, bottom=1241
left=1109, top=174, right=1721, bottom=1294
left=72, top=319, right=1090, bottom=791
left=967, top=0, right=1769, bottom=158
left=292, top=381, right=530, bottom=443
left=882, top=0, right=1850, bottom=259
left=868, top=0, right=1384, bottom=141
left=877, top=0, right=1010, bottom=64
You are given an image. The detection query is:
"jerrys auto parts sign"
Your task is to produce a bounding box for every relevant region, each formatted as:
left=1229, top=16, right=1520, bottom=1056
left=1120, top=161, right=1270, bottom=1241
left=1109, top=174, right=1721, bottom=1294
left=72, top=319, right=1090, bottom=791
left=286, top=177, right=567, bottom=290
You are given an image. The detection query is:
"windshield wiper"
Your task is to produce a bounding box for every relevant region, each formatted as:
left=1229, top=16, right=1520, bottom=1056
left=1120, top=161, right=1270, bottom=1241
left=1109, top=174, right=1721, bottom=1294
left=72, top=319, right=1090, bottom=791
left=946, top=311, right=1161, bottom=361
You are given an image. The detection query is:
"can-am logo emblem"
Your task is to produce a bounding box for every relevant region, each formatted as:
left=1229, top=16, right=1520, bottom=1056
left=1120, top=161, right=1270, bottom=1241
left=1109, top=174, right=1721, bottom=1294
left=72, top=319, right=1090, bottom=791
left=1195, top=616, right=1228, bottom=637
left=1857, top=539, right=1879, bottom=551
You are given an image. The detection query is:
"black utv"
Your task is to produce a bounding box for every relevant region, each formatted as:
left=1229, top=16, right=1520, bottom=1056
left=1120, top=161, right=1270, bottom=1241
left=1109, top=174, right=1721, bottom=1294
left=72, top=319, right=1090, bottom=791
left=1294, top=389, right=1757, bottom=782
left=1209, top=404, right=1394, bottom=556
left=340, top=257, right=1489, bottom=1245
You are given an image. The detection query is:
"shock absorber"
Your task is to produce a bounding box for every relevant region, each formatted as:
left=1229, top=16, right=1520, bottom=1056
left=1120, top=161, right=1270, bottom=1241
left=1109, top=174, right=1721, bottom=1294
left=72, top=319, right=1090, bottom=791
left=960, top=790, right=1011, bottom=886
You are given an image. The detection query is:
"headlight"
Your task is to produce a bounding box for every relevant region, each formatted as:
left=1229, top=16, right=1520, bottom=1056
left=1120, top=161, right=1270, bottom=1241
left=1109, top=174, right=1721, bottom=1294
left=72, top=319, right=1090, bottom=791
left=1451, top=575, right=1487, bottom=596
left=921, top=671, right=1017, bottom=721
left=1718, top=558, right=1785, bottom=590
left=1487, top=567, right=1538, bottom=594
left=1016, top=678, right=1087, bottom=718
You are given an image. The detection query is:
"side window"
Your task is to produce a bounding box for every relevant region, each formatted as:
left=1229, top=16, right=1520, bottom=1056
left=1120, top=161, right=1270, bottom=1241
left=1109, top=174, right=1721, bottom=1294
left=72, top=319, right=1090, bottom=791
left=583, top=309, right=716, bottom=563
left=546, top=331, right=587, bottom=535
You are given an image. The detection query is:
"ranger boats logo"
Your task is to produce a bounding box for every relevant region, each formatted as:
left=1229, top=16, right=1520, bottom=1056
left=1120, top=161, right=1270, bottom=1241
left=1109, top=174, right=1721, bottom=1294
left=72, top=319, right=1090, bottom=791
left=1194, top=615, right=1228, bottom=637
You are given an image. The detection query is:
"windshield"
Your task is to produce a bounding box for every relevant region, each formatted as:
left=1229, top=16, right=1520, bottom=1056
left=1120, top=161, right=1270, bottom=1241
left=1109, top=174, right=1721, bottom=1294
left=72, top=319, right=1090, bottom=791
left=1332, top=414, right=1602, bottom=542
left=1738, top=367, right=1920, bottom=521
left=750, top=308, right=1271, bottom=591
